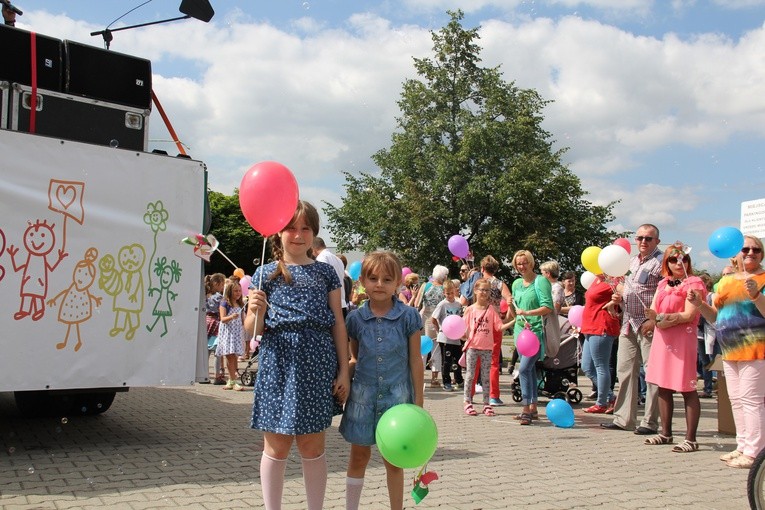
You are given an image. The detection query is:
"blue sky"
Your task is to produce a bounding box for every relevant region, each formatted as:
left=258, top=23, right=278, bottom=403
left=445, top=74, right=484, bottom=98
left=16, top=0, right=765, bottom=271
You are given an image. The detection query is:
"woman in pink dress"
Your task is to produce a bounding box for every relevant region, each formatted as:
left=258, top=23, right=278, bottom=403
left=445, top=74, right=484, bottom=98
left=643, top=242, right=706, bottom=453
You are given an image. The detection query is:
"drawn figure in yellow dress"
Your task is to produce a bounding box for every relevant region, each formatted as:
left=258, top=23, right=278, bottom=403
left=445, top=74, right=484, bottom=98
left=146, top=256, right=182, bottom=337
left=47, top=247, right=101, bottom=352
left=98, top=244, right=145, bottom=340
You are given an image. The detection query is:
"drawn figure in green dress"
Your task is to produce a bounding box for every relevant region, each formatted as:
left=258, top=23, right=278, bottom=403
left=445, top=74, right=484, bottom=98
left=145, top=256, right=182, bottom=338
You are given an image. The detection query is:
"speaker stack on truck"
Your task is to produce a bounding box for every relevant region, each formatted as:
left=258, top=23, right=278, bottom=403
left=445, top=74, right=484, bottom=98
left=0, top=25, right=151, bottom=151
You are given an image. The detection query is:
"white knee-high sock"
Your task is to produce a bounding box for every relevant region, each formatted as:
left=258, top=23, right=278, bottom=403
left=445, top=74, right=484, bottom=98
left=345, top=476, right=365, bottom=510
left=260, top=452, right=287, bottom=510
left=301, top=453, right=328, bottom=510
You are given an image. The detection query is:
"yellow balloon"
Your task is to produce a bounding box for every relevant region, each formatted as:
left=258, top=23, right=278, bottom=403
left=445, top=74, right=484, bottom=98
left=581, top=246, right=603, bottom=274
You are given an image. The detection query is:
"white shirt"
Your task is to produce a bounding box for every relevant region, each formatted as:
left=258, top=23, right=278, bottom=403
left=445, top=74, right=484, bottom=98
left=316, top=249, right=347, bottom=308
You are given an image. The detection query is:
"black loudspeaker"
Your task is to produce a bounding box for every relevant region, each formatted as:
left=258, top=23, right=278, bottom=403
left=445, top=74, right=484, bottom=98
left=0, top=25, right=62, bottom=91
left=64, top=40, right=152, bottom=110
left=11, top=83, right=148, bottom=151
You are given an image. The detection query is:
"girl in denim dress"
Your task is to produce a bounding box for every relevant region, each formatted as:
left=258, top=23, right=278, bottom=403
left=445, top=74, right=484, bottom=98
left=245, top=201, right=350, bottom=510
left=340, top=251, right=424, bottom=510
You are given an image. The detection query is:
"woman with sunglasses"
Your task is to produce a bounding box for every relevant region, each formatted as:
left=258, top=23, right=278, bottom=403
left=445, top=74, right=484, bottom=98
left=641, top=242, right=706, bottom=452
left=689, top=235, right=765, bottom=468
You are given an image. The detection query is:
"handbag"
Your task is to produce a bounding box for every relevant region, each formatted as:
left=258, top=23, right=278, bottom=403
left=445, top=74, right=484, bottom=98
left=533, top=276, right=562, bottom=358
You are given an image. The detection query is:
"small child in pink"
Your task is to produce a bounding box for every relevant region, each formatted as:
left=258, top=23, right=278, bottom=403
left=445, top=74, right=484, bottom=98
left=462, top=278, right=512, bottom=416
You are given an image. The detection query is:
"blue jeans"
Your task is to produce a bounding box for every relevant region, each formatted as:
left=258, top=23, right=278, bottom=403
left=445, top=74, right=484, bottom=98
left=519, top=352, right=540, bottom=405
left=582, top=334, right=615, bottom=407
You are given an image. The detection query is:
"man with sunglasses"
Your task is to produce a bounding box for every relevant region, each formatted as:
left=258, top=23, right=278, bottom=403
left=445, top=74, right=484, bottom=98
left=601, top=224, right=663, bottom=434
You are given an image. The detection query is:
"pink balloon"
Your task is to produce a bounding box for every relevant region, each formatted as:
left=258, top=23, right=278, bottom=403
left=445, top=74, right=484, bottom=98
left=239, top=161, right=300, bottom=236
left=613, top=238, right=631, bottom=255
left=402, top=267, right=412, bottom=278
left=568, top=305, right=584, bottom=329
left=516, top=327, right=540, bottom=357
left=240, top=275, right=252, bottom=296
left=499, top=299, right=509, bottom=314
left=442, top=315, right=467, bottom=340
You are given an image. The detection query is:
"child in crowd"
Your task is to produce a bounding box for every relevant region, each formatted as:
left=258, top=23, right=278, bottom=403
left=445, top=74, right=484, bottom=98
left=462, top=278, right=512, bottom=417
left=340, top=251, right=424, bottom=510
left=215, top=278, right=245, bottom=391
left=431, top=279, right=464, bottom=391
left=245, top=200, right=350, bottom=510
left=204, top=273, right=226, bottom=384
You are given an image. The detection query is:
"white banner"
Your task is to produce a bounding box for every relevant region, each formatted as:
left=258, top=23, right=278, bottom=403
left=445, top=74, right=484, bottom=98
left=741, top=198, right=765, bottom=239
left=0, top=131, right=206, bottom=391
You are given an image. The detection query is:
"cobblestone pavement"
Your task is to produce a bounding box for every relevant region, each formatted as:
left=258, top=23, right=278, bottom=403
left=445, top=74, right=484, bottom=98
left=0, top=367, right=750, bottom=509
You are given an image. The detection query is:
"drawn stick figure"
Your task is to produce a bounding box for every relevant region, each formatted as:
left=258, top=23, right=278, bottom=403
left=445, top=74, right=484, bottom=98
left=7, top=219, right=68, bottom=321
left=146, top=256, right=182, bottom=338
left=47, top=248, right=101, bottom=352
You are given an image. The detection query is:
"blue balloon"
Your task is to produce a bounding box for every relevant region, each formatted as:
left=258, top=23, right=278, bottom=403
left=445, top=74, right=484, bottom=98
left=420, top=335, right=433, bottom=356
left=708, top=226, right=744, bottom=259
left=545, top=398, right=574, bottom=428
left=348, top=260, right=362, bottom=281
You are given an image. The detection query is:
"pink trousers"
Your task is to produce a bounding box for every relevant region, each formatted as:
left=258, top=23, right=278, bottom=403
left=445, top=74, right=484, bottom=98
left=724, top=359, right=765, bottom=458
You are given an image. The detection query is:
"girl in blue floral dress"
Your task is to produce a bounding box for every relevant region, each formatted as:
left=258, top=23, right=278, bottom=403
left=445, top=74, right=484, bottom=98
left=245, top=201, right=350, bottom=510
left=340, top=251, right=424, bottom=510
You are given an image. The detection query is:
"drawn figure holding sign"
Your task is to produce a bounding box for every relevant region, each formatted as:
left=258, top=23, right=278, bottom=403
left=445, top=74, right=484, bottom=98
left=146, top=256, right=182, bottom=337
left=7, top=219, right=67, bottom=321
left=47, top=248, right=102, bottom=352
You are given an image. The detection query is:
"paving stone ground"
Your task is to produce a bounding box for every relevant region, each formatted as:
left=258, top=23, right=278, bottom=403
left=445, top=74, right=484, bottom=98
left=0, top=362, right=750, bottom=510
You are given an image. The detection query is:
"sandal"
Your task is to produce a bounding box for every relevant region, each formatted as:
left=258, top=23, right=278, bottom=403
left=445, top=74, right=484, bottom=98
left=482, top=405, right=496, bottom=417
left=464, top=403, right=477, bottom=416
left=644, top=434, right=673, bottom=445
left=672, top=439, right=699, bottom=453
left=519, top=413, right=532, bottom=425
left=514, top=411, right=539, bottom=421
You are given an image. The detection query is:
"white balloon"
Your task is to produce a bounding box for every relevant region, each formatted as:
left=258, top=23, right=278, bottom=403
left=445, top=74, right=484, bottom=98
left=580, top=271, right=597, bottom=290
left=598, top=244, right=631, bottom=277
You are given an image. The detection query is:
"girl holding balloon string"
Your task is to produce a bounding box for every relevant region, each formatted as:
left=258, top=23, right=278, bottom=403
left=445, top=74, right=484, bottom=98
left=245, top=200, right=350, bottom=510
left=339, top=251, right=424, bottom=510
left=461, top=278, right=514, bottom=417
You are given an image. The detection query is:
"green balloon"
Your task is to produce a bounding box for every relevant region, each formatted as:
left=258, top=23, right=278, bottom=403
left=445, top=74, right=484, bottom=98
left=375, top=404, right=438, bottom=468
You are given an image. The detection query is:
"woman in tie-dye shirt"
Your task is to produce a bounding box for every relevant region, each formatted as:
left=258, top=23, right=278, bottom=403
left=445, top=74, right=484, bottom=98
left=690, top=235, right=765, bottom=469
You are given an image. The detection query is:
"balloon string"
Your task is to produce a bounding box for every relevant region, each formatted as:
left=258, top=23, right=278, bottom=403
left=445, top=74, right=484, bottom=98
left=250, top=238, right=268, bottom=343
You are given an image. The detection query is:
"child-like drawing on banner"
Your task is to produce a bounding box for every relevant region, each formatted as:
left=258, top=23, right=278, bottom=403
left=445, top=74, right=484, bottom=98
left=47, top=179, right=85, bottom=254
left=98, top=244, right=146, bottom=340
left=0, top=228, right=5, bottom=282
left=146, top=256, right=182, bottom=337
left=7, top=219, right=68, bottom=321
left=143, top=201, right=169, bottom=289
left=47, top=247, right=102, bottom=352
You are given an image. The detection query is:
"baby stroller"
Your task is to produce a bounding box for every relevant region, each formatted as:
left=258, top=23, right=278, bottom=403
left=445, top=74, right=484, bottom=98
left=511, top=318, right=583, bottom=404
left=239, top=337, right=260, bottom=387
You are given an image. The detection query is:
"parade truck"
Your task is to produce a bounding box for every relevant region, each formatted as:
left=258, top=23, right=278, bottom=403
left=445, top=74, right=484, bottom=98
left=0, top=24, right=209, bottom=416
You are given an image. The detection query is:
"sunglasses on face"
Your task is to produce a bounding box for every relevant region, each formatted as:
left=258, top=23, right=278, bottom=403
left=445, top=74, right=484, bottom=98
left=666, top=256, right=684, bottom=264
left=635, top=236, right=654, bottom=242
left=742, top=247, right=763, bottom=255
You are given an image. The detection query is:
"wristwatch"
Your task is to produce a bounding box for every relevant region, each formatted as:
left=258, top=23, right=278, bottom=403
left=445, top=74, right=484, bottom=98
left=656, top=313, right=665, bottom=323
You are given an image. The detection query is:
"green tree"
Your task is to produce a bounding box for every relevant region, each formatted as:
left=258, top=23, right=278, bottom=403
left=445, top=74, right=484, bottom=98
left=206, top=189, right=264, bottom=276
left=324, top=10, right=619, bottom=277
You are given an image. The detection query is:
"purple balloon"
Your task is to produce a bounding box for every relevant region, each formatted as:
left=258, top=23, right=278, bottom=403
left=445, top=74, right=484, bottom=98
left=448, top=235, right=469, bottom=259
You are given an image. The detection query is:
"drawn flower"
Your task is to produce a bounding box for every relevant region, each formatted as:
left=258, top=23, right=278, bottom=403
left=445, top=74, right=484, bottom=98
left=144, top=201, right=169, bottom=233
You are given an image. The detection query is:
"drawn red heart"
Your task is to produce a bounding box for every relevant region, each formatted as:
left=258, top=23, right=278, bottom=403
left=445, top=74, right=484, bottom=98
left=56, top=185, right=76, bottom=209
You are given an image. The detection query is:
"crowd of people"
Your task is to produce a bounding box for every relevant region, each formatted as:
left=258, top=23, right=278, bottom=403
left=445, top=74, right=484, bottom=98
left=201, top=211, right=765, bottom=509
